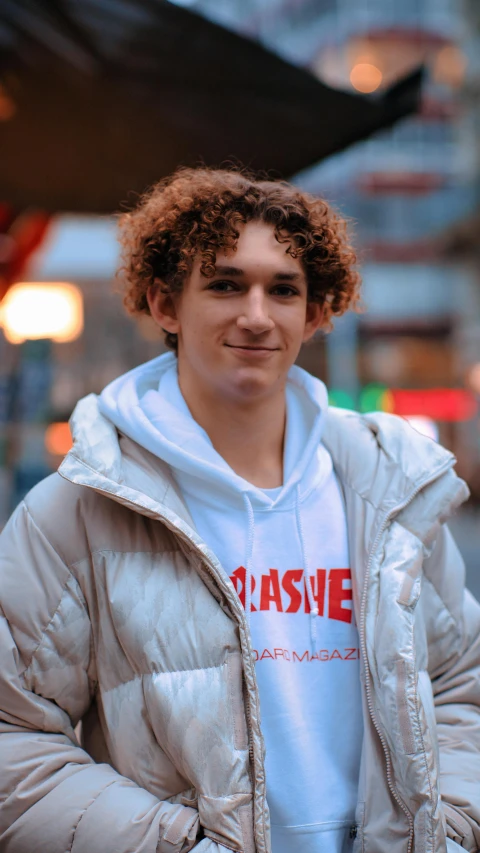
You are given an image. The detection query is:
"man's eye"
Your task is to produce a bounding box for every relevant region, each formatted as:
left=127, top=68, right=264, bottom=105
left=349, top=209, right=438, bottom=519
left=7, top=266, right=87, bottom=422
left=210, top=281, right=236, bottom=292
left=272, top=286, right=299, bottom=297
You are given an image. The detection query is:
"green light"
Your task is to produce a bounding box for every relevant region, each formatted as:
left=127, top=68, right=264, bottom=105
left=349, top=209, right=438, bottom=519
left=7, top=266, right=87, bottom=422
left=328, top=389, right=356, bottom=410
left=360, top=384, right=388, bottom=413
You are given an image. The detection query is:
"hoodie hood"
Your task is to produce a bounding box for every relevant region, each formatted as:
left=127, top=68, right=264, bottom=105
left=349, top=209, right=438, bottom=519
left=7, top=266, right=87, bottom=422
left=98, top=351, right=332, bottom=512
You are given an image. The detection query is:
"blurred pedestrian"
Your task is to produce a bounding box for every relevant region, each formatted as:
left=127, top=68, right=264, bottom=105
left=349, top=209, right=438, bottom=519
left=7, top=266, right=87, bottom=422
left=1, top=168, right=479, bottom=853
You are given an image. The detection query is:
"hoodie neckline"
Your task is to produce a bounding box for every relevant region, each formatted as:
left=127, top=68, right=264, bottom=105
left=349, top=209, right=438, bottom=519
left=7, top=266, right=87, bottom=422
left=97, top=351, right=332, bottom=512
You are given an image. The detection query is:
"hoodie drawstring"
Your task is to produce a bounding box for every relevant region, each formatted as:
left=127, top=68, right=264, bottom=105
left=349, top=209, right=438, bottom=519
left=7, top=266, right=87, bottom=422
left=243, top=487, right=318, bottom=652
left=242, top=493, right=255, bottom=624
left=296, top=484, right=318, bottom=652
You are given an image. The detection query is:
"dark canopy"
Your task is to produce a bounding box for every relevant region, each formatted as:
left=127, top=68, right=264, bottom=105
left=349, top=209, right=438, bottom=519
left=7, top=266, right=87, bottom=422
left=0, top=0, right=423, bottom=214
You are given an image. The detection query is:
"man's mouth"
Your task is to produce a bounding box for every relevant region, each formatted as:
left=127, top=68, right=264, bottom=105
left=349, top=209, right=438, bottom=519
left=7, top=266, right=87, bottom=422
left=225, top=344, right=278, bottom=351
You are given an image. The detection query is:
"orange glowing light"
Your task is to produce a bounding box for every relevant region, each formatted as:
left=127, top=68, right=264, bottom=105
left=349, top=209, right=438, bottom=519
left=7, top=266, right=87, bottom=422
left=433, top=45, right=466, bottom=88
left=350, top=63, right=383, bottom=93
left=0, top=281, right=83, bottom=343
left=45, top=422, right=73, bottom=456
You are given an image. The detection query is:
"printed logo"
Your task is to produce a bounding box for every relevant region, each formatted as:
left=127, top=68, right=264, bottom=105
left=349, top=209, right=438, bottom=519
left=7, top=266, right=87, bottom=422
left=230, top=566, right=353, bottom=623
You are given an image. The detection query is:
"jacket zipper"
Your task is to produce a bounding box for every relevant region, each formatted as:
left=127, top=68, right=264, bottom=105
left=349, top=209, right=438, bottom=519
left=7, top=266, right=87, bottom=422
left=189, top=548, right=261, bottom=842
left=154, top=525, right=260, bottom=842
left=159, top=528, right=259, bottom=777
left=139, top=518, right=262, bottom=844
left=359, top=459, right=454, bottom=853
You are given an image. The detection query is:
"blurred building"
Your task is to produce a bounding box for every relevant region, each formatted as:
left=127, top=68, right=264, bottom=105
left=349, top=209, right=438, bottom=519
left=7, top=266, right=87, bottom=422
left=1, top=0, right=480, bottom=601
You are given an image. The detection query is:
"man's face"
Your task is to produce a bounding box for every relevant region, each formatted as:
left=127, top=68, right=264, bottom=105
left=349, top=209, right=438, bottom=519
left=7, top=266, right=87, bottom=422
left=150, top=220, right=324, bottom=402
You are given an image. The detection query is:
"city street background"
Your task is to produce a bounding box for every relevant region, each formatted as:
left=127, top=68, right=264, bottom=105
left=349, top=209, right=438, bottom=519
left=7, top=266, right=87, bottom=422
left=1, top=0, right=480, bottom=598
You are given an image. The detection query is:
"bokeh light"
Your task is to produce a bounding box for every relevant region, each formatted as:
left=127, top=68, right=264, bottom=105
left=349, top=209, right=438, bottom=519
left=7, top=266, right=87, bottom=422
left=0, top=282, right=83, bottom=344
left=433, top=45, right=466, bottom=88
left=45, top=422, right=73, bottom=456
left=350, top=63, right=383, bottom=93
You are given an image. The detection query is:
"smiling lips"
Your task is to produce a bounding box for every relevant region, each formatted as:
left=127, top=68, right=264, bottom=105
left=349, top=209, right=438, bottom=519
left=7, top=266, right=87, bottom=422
left=225, top=344, right=279, bottom=352
left=225, top=344, right=279, bottom=359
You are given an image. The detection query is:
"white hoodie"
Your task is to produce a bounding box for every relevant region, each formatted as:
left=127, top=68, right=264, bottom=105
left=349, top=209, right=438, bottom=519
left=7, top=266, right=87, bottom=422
left=99, top=352, right=363, bottom=853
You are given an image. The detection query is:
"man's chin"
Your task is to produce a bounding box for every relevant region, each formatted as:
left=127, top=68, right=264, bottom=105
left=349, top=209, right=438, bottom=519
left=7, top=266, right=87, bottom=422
left=221, top=364, right=285, bottom=400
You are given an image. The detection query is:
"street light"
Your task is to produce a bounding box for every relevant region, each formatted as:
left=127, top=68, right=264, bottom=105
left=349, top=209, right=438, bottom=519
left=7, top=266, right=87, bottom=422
left=350, top=63, right=383, bottom=94
left=0, top=281, right=83, bottom=344
left=45, top=421, right=73, bottom=456
left=0, top=281, right=84, bottom=516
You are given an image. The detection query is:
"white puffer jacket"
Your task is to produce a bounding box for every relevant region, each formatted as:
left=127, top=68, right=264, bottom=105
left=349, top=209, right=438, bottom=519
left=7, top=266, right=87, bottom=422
left=0, top=396, right=479, bottom=853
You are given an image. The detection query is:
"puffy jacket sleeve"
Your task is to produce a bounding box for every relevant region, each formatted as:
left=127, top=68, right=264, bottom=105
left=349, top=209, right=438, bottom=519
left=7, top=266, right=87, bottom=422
left=0, top=498, right=199, bottom=853
left=425, top=525, right=480, bottom=853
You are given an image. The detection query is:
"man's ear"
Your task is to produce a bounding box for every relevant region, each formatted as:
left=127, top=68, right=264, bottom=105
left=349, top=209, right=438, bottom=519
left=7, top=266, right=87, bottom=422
left=303, top=301, right=327, bottom=343
left=147, top=280, right=180, bottom=335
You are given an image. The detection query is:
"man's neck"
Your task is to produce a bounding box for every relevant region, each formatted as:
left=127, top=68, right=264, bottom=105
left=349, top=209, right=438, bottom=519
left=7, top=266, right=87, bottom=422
left=178, top=374, right=286, bottom=489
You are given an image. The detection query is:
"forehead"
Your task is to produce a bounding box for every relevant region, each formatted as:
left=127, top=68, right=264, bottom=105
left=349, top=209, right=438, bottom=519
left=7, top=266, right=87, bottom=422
left=193, top=220, right=306, bottom=278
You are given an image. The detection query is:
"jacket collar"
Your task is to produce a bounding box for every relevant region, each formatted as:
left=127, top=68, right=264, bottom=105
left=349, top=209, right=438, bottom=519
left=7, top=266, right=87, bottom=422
left=323, top=407, right=459, bottom=513
left=59, top=393, right=194, bottom=527
left=60, top=394, right=467, bottom=540
left=323, top=406, right=468, bottom=557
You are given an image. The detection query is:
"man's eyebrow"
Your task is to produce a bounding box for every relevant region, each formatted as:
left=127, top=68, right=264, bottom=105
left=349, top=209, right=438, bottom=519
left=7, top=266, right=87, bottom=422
left=272, top=271, right=303, bottom=282
left=210, top=265, right=303, bottom=281
left=211, top=265, right=244, bottom=276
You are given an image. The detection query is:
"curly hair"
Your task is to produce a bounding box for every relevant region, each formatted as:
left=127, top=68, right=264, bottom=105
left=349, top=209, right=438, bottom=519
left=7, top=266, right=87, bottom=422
left=119, top=166, right=361, bottom=351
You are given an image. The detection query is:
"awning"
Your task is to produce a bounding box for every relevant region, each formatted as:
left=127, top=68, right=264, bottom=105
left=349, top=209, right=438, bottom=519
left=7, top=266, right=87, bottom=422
left=0, top=0, right=423, bottom=214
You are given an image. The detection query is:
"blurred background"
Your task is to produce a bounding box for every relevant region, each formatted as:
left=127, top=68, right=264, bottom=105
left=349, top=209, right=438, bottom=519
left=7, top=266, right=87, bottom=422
left=1, top=0, right=479, bottom=594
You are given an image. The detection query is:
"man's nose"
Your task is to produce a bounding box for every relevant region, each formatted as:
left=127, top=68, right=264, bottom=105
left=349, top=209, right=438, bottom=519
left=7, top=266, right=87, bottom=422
left=236, top=288, right=274, bottom=334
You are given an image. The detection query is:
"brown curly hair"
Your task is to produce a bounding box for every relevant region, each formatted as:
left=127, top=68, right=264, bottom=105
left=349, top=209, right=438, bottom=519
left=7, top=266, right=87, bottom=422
left=119, top=166, right=361, bottom=351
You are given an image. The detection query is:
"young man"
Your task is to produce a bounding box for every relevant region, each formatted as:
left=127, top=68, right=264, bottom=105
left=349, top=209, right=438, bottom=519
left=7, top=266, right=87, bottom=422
left=0, top=168, right=479, bottom=853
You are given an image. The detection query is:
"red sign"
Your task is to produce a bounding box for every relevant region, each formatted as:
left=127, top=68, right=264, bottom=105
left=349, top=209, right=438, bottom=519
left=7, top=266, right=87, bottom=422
left=391, top=388, right=477, bottom=421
